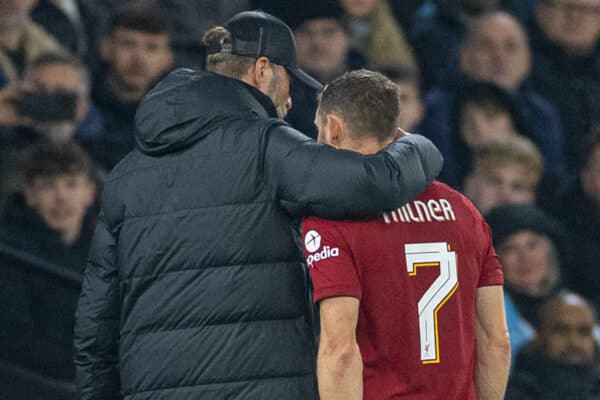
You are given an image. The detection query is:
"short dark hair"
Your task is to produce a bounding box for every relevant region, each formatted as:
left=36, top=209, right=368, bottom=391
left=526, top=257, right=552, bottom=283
left=21, top=141, right=95, bottom=184
left=318, top=69, right=399, bottom=142
left=455, top=81, right=531, bottom=137
left=108, top=4, right=169, bottom=35
left=473, top=136, right=544, bottom=185
left=203, top=26, right=256, bottom=79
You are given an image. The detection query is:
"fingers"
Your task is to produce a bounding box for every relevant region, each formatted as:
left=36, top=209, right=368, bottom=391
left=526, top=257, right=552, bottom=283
left=0, top=86, right=33, bottom=127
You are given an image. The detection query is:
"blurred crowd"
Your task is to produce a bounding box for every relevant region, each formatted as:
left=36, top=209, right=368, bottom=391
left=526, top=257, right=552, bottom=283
left=0, top=0, right=599, bottom=398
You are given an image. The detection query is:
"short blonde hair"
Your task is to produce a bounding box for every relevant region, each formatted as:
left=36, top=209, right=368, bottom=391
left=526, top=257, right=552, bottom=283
left=473, top=135, right=544, bottom=185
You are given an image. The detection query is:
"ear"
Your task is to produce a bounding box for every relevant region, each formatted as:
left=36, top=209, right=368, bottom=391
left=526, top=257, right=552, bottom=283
left=252, top=57, right=271, bottom=87
left=99, top=36, right=113, bottom=63
left=326, top=113, right=346, bottom=145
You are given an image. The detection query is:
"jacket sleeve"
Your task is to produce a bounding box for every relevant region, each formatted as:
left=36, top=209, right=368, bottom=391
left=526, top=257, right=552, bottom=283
left=263, top=125, right=443, bottom=219
left=73, top=213, right=121, bottom=400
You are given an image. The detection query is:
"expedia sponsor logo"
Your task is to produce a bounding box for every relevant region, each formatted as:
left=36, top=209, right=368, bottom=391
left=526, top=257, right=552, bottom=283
left=304, top=230, right=322, bottom=253
left=306, top=246, right=339, bottom=267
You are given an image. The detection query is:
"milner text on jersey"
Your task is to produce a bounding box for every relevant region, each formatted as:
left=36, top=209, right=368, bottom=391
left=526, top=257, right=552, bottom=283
left=383, top=198, right=456, bottom=224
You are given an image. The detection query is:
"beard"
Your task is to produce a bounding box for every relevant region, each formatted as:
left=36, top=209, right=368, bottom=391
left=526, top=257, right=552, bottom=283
left=266, top=69, right=290, bottom=119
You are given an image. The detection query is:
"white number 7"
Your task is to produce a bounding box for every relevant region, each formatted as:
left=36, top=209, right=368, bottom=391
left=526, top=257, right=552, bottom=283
left=405, top=242, right=458, bottom=364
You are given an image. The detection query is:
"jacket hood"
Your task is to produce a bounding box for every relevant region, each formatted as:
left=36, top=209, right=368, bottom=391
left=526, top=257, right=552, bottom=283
left=134, top=68, right=279, bottom=155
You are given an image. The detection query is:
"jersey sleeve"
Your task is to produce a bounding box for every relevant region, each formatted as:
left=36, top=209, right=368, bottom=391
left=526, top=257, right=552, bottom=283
left=478, top=218, right=504, bottom=287
left=302, top=217, right=361, bottom=303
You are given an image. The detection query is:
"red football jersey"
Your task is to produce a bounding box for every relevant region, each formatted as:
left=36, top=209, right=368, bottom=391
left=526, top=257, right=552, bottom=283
left=302, top=181, right=503, bottom=400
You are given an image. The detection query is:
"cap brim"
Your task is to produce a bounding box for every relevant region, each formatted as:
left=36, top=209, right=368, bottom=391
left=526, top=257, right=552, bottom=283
left=288, top=67, right=323, bottom=91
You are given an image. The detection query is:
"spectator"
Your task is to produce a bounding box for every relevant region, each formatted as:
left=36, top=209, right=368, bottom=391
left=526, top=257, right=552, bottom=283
left=486, top=204, right=563, bottom=328
left=528, top=0, right=600, bottom=172
left=0, top=141, right=97, bottom=271
left=93, top=4, right=174, bottom=170
left=31, top=0, right=97, bottom=65
left=0, top=0, right=62, bottom=85
left=376, top=64, right=424, bottom=132
left=0, top=52, right=99, bottom=205
left=25, top=53, right=102, bottom=142
left=283, top=0, right=368, bottom=138
left=409, top=0, right=502, bottom=89
left=456, top=84, right=526, bottom=149
left=463, top=136, right=543, bottom=215
left=340, top=0, right=417, bottom=67
left=0, top=143, right=96, bottom=393
left=545, top=125, right=600, bottom=311
left=453, top=82, right=535, bottom=184
left=506, top=291, right=600, bottom=399
left=421, top=12, right=565, bottom=185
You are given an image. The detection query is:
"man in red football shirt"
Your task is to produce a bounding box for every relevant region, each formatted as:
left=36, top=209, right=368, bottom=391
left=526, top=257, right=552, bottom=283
left=303, top=70, right=511, bottom=400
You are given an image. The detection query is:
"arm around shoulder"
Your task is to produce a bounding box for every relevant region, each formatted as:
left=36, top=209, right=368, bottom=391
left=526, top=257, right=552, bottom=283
left=263, top=125, right=443, bottom=219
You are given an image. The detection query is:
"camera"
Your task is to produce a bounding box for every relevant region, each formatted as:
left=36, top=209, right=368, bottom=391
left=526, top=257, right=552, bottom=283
left=16, top=89, right=78, bottom=123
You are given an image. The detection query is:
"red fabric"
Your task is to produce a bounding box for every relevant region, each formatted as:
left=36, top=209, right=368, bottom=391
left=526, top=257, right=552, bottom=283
left=302, top=181, right=503, bottom=400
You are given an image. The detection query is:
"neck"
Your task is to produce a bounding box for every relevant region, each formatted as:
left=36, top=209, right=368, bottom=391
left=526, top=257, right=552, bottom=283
left=106, top=72, right=146, bottom=103
left=60, top=220, right=83, bottom=246
left=351, top=136, right=394, bottom=155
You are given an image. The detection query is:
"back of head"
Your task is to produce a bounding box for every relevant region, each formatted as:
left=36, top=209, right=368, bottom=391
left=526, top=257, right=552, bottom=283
left=202, top=27, right=256, bottom=79
left=203, top=10, right=322, bottom=90
left=318, top=69, right=399, bottom=142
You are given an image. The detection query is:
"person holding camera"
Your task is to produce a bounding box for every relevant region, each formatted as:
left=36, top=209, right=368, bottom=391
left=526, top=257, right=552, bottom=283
left=0, top=52, right=97, bottom=208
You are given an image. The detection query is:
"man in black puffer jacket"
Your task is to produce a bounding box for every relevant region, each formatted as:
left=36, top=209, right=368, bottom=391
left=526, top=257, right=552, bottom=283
left=74, top=11, right=443, bottom=400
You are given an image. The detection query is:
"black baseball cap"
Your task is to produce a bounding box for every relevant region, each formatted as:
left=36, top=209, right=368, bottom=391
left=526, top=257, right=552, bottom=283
left=485, top=204, right=564, bottom=247
left=219, top=10, right=322, bottom=91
